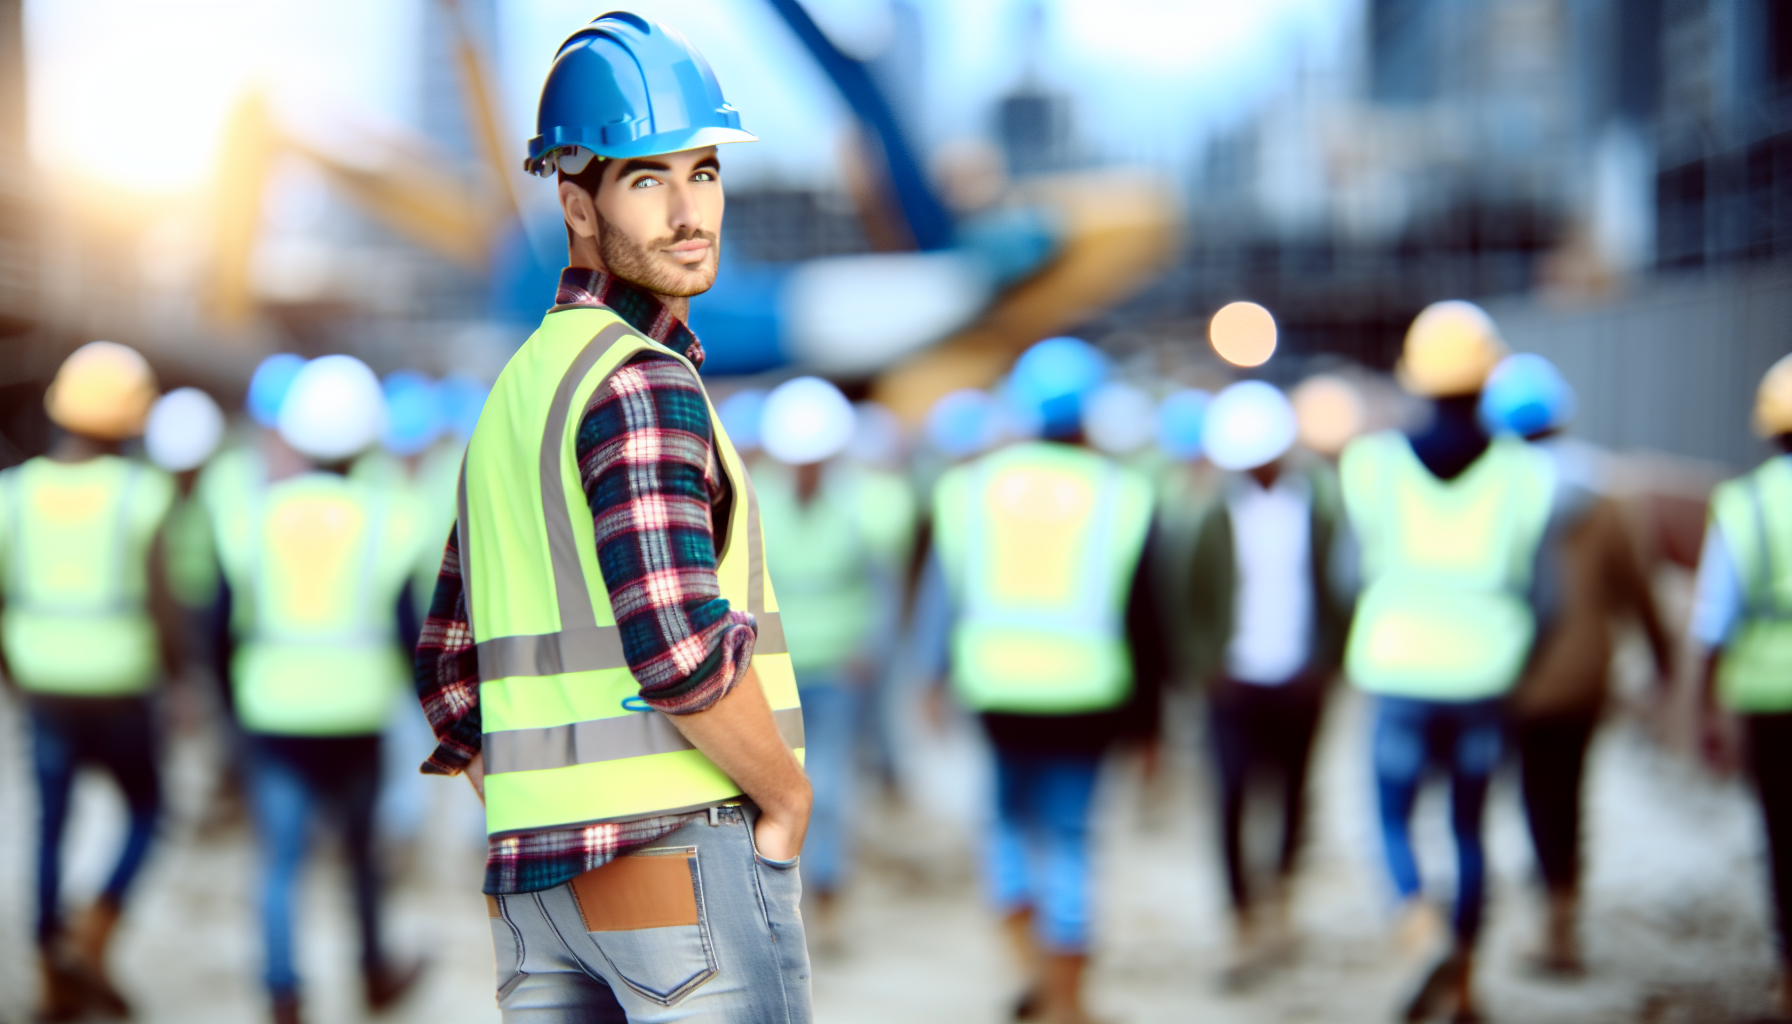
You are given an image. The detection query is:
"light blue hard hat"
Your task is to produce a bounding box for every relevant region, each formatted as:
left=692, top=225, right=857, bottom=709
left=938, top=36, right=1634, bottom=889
left=717, top=388, right=768, bottom=452
left=437, top=373, right=489, bottom=440
left=247, top=353, right=306, bottom=429
left=1007, top=337, right=1110, bottom=439
left=1157, top=389, right=1212, bottom=461
left=381, top=371, right=444, bottom=457
left=524, top=12, right=757, bottom=175
left=1481, top=353, right=1576, bottom=438
left=926, top=388, right=1000, bottom=459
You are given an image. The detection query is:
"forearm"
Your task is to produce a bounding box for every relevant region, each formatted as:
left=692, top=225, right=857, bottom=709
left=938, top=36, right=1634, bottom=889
left=666, top=665, right=811, bottom=824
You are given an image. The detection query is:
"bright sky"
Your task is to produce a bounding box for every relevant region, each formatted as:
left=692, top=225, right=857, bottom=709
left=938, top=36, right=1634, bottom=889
left=26, top=0, right=1353, bottom=195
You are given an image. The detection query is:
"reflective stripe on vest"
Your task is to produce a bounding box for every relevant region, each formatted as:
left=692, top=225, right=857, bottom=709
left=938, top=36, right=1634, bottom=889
left=463, top=309, right=800, bottom=836
left=1340, top=431, right=1553, bottom=700
left=0, top=456, right=171, bottom=696
left=1712, top=457, right=1792, bottom=712
left=933, top=442, right=1153, bottom=715
left=229, top=475, right=408, bottom=736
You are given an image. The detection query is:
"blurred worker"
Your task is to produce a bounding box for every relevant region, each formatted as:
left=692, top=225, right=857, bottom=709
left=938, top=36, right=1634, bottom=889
left=1185, top=381, right=1351, bottom=988
left=414, top=14, right=812, bottom=1020
left=146, top=386, right=229, bottom=630
left=927, top=337, right=1166, bottom=1024
left=1338, top=302, right=1555, bottom=1022
left=1691, top=353, right=1792, bottom=1019
left=213, top=356, right=426, bottom=1024
left=1481, top=354, right=1672, bottom=976
left=757, top=377, right=916, bottom=950
left=1, top=342, right=178, bottom=1020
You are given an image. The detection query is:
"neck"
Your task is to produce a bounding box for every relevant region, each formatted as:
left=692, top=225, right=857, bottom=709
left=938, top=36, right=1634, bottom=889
left=1247, top=461, right=1281, bottom=489
left=569, top=246, right=690, bottom=322
left=51, top=434, right=116, bottom=463
left=794, top=462, right=823, bottom=505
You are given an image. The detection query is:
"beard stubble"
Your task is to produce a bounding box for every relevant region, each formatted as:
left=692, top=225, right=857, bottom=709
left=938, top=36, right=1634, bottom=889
left=598, top=217, right=719, bottom=298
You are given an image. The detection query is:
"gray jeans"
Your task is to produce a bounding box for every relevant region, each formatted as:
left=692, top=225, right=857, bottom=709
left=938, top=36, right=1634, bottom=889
left=489, top=805, right=812, bottom=1023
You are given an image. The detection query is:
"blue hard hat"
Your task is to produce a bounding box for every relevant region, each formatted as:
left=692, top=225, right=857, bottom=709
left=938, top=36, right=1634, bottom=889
left=437, top=373, right=489, bottom=440
left=1007, top=337, right=1110, bottom=439
left=524, top=12, right=757, bottom=175
left=247, top=353, right=306, bottom=429
left=717, top=388, right=769, bottom=452
left=926, top=389, right=1000, bottom=459
left=1157, top=389, right=1212, bottom=461
left=381, top=371, right=444, bottom=457
left=1481, top=353, right=1576, bottom=438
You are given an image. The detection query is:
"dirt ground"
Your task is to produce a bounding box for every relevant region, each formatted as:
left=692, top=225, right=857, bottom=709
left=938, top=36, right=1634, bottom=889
left=0, top=672, right=1782, bottom=1024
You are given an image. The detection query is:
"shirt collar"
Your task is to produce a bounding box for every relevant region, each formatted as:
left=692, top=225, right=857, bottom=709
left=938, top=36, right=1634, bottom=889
left=553, top=266, right=705, bottom=371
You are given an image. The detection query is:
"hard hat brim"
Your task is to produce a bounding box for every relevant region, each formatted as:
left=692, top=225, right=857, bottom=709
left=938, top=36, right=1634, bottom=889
left=528, top=126, right=758, bottom=174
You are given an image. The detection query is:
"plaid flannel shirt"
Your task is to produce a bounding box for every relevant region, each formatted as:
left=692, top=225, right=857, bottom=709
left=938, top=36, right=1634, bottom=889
left=413, top=267, right=758, bottom=894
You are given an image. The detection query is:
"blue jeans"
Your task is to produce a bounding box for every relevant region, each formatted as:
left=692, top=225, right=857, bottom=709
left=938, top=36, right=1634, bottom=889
left=795, top=679, right=859, bottom=895
left=30, top=696, right=161, bottom=945
left=250, top=735, right=384, bottom=997
left=987, top=749, right=1102, bottom=953
left=491, top=804, right=811, bottom=1022
left=1372, top=695, right=1504, bottom=943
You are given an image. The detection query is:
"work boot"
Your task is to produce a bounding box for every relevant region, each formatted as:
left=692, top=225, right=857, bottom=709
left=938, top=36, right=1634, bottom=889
left=1039, top=952, right=1106, bottom=1024
left=1531, top=888, right=1584, bottom=978
left=1401, top=948, right=1479, bottom=1023
left=1219, top=907, right=1270, bottom=992
left=70, top=895, right=131, bottom=1017
left=1003, top=909, right=1043, bottom=1020
left=36, top=948, right=83, bottom=1023
left=365, top=957, right=426, bottom=1014
left=271, top=992, right=303, bottom=1024
left=1393, top=897, right=1446, bottom=964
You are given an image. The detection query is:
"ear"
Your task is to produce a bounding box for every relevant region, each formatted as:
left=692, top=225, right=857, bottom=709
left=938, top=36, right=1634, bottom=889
left=559, top=180, right=599, bottom=240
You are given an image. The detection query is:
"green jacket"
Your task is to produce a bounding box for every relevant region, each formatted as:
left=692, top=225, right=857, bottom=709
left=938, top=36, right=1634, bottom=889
left=1183, top=463, right=1352, bottom=686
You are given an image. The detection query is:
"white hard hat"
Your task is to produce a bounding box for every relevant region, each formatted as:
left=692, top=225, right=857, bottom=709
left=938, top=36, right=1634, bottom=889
left=761, top=376, right=855, bottom=466
left=1202, top=380, right=1297, bottom=471
left=277, top=355, right=388, bottom=462
left=1082, top=382, right=1156, bottom=455
left=145, top=388, right=225, bottom=472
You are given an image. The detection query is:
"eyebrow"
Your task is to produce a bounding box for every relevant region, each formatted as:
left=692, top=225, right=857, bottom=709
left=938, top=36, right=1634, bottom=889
left=612, top=155, right=721, bottom=181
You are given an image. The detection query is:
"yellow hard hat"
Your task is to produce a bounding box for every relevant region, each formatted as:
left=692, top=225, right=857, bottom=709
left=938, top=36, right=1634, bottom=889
left=44, top=341, right=158, bottom=440
left=1396, top=300, right=1508, bottom=398
left=1754, top=353, right=1792, bottom=438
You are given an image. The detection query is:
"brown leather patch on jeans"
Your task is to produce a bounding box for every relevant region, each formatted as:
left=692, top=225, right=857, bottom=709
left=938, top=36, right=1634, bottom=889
left=570, top=849, right=700, bottom=932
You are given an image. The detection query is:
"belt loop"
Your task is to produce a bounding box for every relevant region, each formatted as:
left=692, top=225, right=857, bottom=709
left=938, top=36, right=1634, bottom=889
left=708, top=805, right=719, bottom=827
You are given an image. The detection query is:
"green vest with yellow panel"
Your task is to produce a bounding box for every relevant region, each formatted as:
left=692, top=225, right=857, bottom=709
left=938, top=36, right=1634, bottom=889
left=461, top=306, right=801, bottom=838
left=0, top=455, right=174, bottom=696
left=1711, top=456, right=1792, bottom=712
left=1340, top=431, right=1554, bottom=700
left=933, top=441, right=1153, bottom=715
left=216, top=473, right=422, bottom=735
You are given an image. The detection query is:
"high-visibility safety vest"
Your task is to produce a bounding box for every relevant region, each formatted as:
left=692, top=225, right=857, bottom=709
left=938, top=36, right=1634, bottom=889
left=215, top=473, right=423, bottom=736
left=0, top=455, right=174, bottom=696
left=1710, top=456, right=1792, bottom=712
left=758, top=464, right=915, bottom=676
left=461, top=307, right=802, bottom=838
left=1340, top=431, right=1554, bottom=700
left=933, top=441, right=1154, bottom=715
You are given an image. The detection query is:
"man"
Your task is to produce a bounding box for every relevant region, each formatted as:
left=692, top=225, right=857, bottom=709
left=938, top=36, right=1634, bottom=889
left=0, top=342, right=179, bottom=1021
left=1184, top=381, right=1350, bottom=987
left=215, top=355, right=427, bottom=1024
left=756, top=376, right=916, bottom=949
left=925, top=337, right=1165, bottom=1024
left=1480, top=353, right=1672, bottom=976
left=413, top=14, right=813, bottom=1020
left=1338, top=301, right=1555, bottom=1022
left=1692, top=352, right=1792, bottom=1020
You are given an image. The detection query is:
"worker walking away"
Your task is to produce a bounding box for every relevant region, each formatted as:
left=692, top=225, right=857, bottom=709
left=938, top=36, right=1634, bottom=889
left=1692, top=353, right=1792, bottom=1021
left=214, top=356, right=427, bottom=1024
left=0, top=342, right=179, bottom=1020
left=1480, top=354, right=1673, bottom=978
left=1338, top=302, right=1554, bottom=1023
left=1185, top=381, right=1351, bottom=989
left=928, top=337, right=1166, bottom=1024
left=757, top=377, right=916, bottom=953
left=415, top=13, right=812, bottom=1020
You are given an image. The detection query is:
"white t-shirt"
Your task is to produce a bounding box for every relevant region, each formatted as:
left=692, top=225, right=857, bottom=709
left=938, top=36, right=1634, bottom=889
left=1224, top=472, right=1313, bottom=685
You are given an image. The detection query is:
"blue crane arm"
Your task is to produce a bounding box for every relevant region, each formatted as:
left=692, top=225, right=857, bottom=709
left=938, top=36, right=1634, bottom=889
left=764, top=0, right=955, bottom=251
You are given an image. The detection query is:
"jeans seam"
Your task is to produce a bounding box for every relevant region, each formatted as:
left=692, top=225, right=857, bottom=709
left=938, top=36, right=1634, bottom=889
left=495, top=895, right=529, bottom=1001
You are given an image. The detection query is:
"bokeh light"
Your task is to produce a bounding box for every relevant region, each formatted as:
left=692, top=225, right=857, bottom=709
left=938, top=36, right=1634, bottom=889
left=1209, top=300, right=1277, bottom=367
left=1290, top=373, right=1365, bottom=457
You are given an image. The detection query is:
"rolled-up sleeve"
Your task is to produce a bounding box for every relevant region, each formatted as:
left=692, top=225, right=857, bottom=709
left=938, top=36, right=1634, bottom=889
left=579, top=355, right=755, bottom=715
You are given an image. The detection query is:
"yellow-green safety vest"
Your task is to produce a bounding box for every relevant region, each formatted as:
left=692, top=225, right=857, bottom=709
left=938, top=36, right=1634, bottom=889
left=1711, top=456, right=1792, bottom=712
left=461, top=307, right=802, bottom=838
left=758, top=463, right=916, bottom=677
left=0, top=455, right=174, bottom=696
left=1340, top=431, right=1554, bottom=700
left=163, top=493, right=220, bottom=610
left=216, top=472, right=423, bottom=735
left=933, top=441, right=1154, bottom=715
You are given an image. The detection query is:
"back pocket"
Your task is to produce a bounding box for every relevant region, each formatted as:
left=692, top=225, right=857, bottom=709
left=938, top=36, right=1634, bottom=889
left=571, top=847, right=716, bottom=1006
